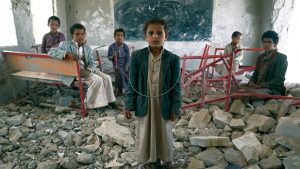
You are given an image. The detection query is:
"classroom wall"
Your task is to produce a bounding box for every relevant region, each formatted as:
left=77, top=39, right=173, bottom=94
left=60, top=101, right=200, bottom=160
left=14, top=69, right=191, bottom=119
left=53, top=0, right=68, bottom=37
left=65, top=0, right=115, bottom=46
left=0, top=0, right=35, bottom=104
left=261, top=0, right=295, bottom=54
left=0, top=0, right=296, bottom=104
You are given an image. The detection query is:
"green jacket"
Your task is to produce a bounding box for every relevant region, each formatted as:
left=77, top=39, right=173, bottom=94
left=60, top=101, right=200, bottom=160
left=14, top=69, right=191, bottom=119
left=124, top=47, right=182, bottom=120
left=250, top=51, right=288, bottom=95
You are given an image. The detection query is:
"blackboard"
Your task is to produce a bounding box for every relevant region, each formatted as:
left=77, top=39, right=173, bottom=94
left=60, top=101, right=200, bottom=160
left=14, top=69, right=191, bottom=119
left=114, top=0, right=213, bottom=41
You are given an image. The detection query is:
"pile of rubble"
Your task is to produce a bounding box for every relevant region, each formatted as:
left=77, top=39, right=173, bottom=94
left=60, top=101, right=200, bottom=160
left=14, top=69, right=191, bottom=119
left=0, top=84, right=300, bottom=168
left=175, top=98, right=300, bottom=169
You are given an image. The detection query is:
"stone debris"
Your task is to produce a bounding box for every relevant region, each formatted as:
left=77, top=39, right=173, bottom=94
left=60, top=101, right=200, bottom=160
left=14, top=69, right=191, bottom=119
left=188, top=108, right=211, bottom=129
left=190, top=136, right=230, bottom=147
left=0, top=84, right=299, bottom=168
left=275, top=117, right=300, bottom=139
left=246, top=114, right=276, bottom=132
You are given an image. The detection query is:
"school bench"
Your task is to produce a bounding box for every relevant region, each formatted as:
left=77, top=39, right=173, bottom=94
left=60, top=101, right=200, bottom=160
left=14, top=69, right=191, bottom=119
left=1, top=50, right=90, bottom=117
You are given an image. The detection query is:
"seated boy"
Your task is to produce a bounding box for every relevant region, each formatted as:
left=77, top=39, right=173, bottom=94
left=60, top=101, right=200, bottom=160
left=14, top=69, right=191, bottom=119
left=107, top=28, right=130, bottom=96
left=48, top=23, right=121, bottom=110
left=217, top=31, right=243, bottom=75
left=41, top=16, right=65, bottom=53
left=245, top=30, right=288, bottom=96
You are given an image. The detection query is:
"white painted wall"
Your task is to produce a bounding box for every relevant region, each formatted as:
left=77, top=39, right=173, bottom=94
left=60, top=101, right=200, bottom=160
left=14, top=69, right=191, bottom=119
left=65, top=0, right=115, bottom=45
left=0, top=0, right=18, bottom=47
left=31, top=0, right=53, bottom=44
left=67, top=0, right=263, bottom=70
left=286, top=0, right=300, bottom=83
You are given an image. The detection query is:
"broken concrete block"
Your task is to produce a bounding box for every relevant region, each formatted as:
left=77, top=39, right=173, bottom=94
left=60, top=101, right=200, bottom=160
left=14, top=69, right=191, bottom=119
left=120, top=152, right=137, bottom=164
left=275, top=136, right=300, bottom=150
left=190, top=136, right=230, bottom=147
left=197, top=128, right=223, bottom=137
left=275, top=117, right=300, bottom=139
left=224, top=148, right=247, bottom=167
left=188, top=109, right=211, bottom=129
left=55, top=106, right=72, bottom=113
left=241, top=146, right=259, bottom=163
left=94, top=119, right=134, bottom=147
left=0, top=127, right=8, bottom=137
left=76, top=152, right=94, bottom=164
left=282, top=155, right=300, bottom=169
left=224, top=125, right=232, bottom=132
left=175, top=119, right=189, bottom=127
left=259, top=155, right=282, bottom=169
left=264, top=100, right=279, bottom=115
left=229, top=99, right=245, bottom=114
left=254, top=106, right=271, bottom=116
left=196, top=147, right=224, bottom=167
left=174, top=142, right=184, bottom=150
left=5, top=115, right=26, bottom=126
left=262, top=134, right=277, bottom=148
left=174, top=128, right=189, bottom=141
left=188, top=157, right=205, bottom=169
left=213, top=108, right=232, bottom=128
left=258, top=144, right=273, bottom=160
left=231, top=131, right=244, bottom=140
left=58, top=131, right=74, bottom=146
left=246, top=114, right=276, bottom=132
left=209, top=105, right=220, bottom=113
left=230, top=118, right=245, bottom=130
left=9, top=127, right=22, bottom=142
left=36, top=160, right=58, bottom=169
left=22, top=118, right=33, bottom=128
left=233, top=132, right=263, bottom=163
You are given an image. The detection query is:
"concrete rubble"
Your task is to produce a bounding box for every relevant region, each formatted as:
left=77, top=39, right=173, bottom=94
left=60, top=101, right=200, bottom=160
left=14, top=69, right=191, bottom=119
left=0, top=84, right=299, bottom=168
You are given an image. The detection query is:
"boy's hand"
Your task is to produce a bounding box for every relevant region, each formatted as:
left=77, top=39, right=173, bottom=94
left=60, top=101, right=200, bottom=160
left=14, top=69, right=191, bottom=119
left=65, top=52, right=78, bottom=60
left=81, top=69, right=91, bottom=77
left=170, top=113, right=177, bottom=122
left=124, top=110, right=132, bottom=119
left=248, top=82, right=256, bottom=88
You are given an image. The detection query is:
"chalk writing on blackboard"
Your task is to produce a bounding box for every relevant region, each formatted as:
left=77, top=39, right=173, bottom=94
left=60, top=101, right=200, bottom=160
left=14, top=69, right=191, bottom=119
left=114, top=0, right=213, bottom=41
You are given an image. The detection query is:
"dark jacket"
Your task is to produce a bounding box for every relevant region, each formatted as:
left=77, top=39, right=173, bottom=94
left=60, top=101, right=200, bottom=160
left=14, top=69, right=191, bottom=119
left=250, top=51, right=288, bottom=95
left=124, top=47, right=182, bottom=120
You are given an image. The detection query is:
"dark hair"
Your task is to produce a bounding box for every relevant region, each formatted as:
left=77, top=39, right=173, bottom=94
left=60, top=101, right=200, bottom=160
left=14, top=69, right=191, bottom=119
left=48, top=16, right=60, bottom=25
left=261, top=30, right=279, bottom=45
left=114, top=28, right=125, bottom=37
left=232, top=31, right=242, bottom=38
left=143, top=17, right=168, bottom=35
left=70, top=23, right=86, bottom=35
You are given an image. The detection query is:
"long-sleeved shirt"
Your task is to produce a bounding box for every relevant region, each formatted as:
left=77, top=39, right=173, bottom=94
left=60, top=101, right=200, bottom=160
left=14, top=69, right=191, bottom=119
left=41, top=31, right=65, bottom=53
left=250, top=50, right=288, bottom=95
left=224, top=43, right=244, bottom=61
left=107, top=42, right=130, bottom=69
left=48, top=40, right=96, bottom=85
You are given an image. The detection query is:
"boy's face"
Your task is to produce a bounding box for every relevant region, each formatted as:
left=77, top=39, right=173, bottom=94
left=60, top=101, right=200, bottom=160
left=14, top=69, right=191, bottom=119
left=145, top=24, right=167, bottom=48
left=262, top=38, right=276, bottom=51
left=49, top=20, right=60, bottom=32
left=232, top=35, right=242, bottom=45
left=115, top=32, right=124, bottom=44
left=72, top=29, right=86, bottom=45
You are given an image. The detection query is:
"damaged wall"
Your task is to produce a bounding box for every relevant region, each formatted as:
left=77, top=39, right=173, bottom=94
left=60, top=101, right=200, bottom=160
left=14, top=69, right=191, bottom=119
left=0, top=0, right=36, bottom=104
left=67, top=0, right=264, bottom=70
left=262, top=0, right=295, bottom=53
left=65, top=0, right=114, bottom=45
left=53, top=0, right=68, bottom=37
